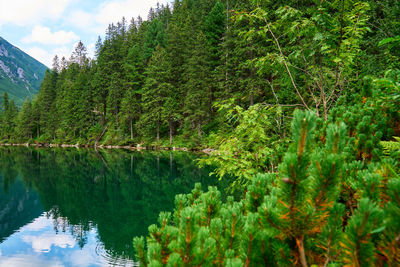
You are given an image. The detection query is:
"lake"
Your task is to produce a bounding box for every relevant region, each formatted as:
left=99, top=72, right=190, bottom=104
left=0, top=147, right=220, bottom=267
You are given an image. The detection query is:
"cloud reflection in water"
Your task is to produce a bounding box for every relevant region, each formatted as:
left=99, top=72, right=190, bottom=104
left=0, top=213, right=135, bottom=267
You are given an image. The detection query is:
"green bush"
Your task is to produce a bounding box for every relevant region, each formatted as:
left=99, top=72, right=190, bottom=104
left=134, top=110, right=400, bottom=266
left=199, top=102, right=287, bottom=189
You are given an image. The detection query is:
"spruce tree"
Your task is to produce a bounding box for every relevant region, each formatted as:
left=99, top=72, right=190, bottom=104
left=139, top=46, right=172, bottom=141
left=183, top=32, right=212, bottom=139
left=70, top=41, right=88, bottom=67
left=36, top=69, right=58, bottom=139
left=1, top=92, right=17, bottom=139
left=120, top=43, right=145, bottom=140
left=15, top=98, right=33, bottom=139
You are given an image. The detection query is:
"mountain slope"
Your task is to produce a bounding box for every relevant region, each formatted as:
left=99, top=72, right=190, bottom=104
left=0, top=36, right=47, bottom=106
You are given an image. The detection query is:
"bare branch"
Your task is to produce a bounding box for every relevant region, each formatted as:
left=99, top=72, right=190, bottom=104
left=257, top=5, right=311, bottom=111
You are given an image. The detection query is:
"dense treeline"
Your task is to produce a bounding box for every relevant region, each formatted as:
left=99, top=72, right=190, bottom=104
left=134, top=70, right=400, bottom=265
left=0, top=0, right=398, bottom=265
left=106, top=0, right=400, bottom=266
left=0, top=0, right=399, bottom=147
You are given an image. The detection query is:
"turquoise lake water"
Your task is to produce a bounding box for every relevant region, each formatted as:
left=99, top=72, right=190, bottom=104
left=0, top=147, right=220, bottom=267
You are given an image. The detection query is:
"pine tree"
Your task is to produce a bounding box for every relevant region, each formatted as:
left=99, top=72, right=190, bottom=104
left=102, top=24, right=128, bottom=124
left=200, top=0, right=270, bottom=114
left=70, top=41, right=88, bottom=67
left=36, top=69, right=58, bottom=139
left=1, top=92, right=17, bottom=139
left=142, top=18, right=165, bottom=61
left=139, top=46, right=172, bottom=142
left=56, top=63, right=80, bottom=139
left=52, top=55, right=60, bottom=73
left=120, top=44, right=145, bottom=140
left=2, top=91, right=9, bottom=112
left=15, top=97, right=33, bottom=139
left=60, top=56, right=68, bottom=71
left=31, top=97, right=41, bottom=138
left=94, top=36, right=103, bottom=59
left=204, top=1, right=225, bottom=70
left=183, top=32, right=212, bottom=138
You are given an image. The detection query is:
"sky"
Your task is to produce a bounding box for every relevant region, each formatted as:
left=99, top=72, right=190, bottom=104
left=0, top=213, right=134, bottom=267
left=0, top=0, right=173, bottom=67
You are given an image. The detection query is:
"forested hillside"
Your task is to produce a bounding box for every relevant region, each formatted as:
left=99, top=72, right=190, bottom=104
left=1, top=0, right=398, bottom=147
left=0, top=37, right=47, bottom=107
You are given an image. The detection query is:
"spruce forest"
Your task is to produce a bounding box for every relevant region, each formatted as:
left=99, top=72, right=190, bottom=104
left=1, top=0, right=400, bottom=266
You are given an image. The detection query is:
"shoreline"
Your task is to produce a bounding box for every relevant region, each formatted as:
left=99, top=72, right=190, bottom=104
left=0, top=142, right=216, bottom=154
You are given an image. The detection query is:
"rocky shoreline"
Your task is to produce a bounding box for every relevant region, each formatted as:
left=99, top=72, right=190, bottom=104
left=0, top=143, right=216, bottom=154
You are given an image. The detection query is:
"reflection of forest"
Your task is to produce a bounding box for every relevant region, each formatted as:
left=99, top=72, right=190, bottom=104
left=0, top=177, right=43, bottom=242
left=0, top=147, right=220, bottom=259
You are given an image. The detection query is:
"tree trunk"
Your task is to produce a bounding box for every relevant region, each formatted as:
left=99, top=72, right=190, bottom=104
left=250, top=91, right=254, bottom=106
left=102, top=99, right=107, bottom=126
left=130, top=118, right=133, bottom=139
left=96, top=124, right=109, bottom=144
left=297, top=236, right=308, bottom=267
left=169, top=120, right=173, bottom=145
left=156, top=123, right=160, bottom=142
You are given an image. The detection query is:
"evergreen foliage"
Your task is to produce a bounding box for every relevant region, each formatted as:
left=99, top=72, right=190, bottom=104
left=0, top=1, right=399, bottom=264
left=0, top=0, right=399, bottom=148
left=134, top=108, right=400, bottom=266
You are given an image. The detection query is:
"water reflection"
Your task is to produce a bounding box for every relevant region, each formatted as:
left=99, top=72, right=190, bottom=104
left=0, top=147, right=219, bottom=266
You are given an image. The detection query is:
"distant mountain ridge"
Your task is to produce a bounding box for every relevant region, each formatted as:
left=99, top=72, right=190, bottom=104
left=0, top=36, right=47, bottom=107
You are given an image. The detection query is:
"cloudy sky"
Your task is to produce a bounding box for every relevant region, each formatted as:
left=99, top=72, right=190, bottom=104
left=0, top=0, right=172, bottom=67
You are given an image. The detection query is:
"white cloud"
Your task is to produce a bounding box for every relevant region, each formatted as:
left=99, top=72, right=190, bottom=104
left=66, top=244, right=105, bottom=267
left=1, top=0, right=173, bottom=68
left=0, top=254, right=64, bottom=267
left=67, top=0, right=172, bottom=34
left=64, top=229, right=135, bottom=267
left=96, top=0, right=155, bottom=25
left=67, top=10, right=98, bottom=33
left=23, top=215, right=52, bottom=231
left=53, top=46, right=74, bottom=60
left=0, top=0, right=74, bottom=26
left=22, top=233, right=76, bottom=253
left=87, top=42, right=96, bottom=58
left=24, top=45, right=74, bottom=67
left=96, top=0, right=172, bottom=25
left=24, top=47, right=52, bottom=66
left=22, top=25, right=78, bottom=45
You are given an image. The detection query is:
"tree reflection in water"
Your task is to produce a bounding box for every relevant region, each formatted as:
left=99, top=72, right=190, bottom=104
left=0, top=147, right=222, bottom=263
